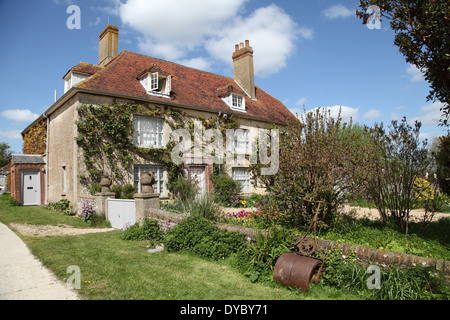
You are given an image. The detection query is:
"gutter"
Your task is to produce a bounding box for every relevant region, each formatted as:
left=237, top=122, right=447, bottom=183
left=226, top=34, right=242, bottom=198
left=22, top=87, right=289, bottom=138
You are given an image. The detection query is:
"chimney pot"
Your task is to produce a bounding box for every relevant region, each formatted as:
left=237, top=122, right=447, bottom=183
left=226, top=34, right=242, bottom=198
left=235, top=44, right=239, bottom=51
left=245, top=40, right=249, bottom=47
left=239, top=42, right=244, bottom=49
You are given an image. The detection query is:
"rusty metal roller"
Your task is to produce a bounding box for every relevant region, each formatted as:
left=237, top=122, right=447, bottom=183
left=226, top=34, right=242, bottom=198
left=273, top=253, right=322, bottom=291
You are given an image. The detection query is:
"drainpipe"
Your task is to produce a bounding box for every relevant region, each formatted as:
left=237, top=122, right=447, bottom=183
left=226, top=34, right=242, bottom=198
left=43, top=111, right=49, bottom=205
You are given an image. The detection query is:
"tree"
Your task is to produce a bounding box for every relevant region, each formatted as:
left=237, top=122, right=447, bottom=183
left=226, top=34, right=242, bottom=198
left=267, top=108, right=372, bottom=227
left=364, top=117, right=429, bottom=226
left=434, top=134, right=450, bottom=194
left=357, top=0, right=450, bottom=126
left=0, top=142, right=12, bottom=168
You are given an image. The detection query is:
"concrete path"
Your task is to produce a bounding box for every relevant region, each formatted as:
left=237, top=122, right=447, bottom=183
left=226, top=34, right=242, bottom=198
left=0, top=222, right=79, bottom=300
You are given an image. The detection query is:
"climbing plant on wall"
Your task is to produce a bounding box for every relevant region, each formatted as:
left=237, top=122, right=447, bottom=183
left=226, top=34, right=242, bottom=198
left=75, top=100, right=240, bottom=194
left=22, top=119, right=47, bottom=155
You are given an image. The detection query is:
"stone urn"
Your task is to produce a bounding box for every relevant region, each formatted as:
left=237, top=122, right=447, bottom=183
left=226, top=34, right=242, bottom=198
left=100, top=175, right=112, bottom=193
left=140, top=172, right=155, bottom=193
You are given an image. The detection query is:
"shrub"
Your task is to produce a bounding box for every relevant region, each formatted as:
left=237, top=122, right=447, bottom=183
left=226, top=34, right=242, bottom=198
left=318, top=247, right=449, bottom=300
left=121, top=218, right=163, bottom=242
left=111, top=184, right=136, bottom=199
left=170, top=176, right=199, bottom=202
left=263, top=108, right=372, bottom=228
left=164, top=216, right=246, bottom=260
left=365, top=118, right=429, bottom=226
left=212, top=174, right=241, bottom=206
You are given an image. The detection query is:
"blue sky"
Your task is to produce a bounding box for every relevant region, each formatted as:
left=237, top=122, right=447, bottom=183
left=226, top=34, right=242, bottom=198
left=0, top=0, right=447, bottom=154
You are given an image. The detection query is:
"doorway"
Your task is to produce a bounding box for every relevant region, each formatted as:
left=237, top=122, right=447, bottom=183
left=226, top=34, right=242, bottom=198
left=188, top=166, right=206, bottom=198
left=21, top=170, right=41, bottom=206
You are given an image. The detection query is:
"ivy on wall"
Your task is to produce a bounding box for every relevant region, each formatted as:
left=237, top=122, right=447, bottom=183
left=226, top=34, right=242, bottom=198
left=22, top=119, right=47, bottom=155
left=75, top=100, right=240, bottom=194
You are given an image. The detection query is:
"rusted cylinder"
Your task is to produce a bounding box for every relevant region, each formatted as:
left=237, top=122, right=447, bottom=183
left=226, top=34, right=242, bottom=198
left=273, top=253, right=322, bottom=291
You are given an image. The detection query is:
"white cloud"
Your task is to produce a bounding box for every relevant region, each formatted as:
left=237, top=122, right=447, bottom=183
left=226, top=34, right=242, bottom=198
left=307, top=105, right=359, bottom=123
left=363, top=109, right=381, bottom=120
left=0, top=130, right=22, bottom=140
left=295, top=97, right=308, bottom=106
left=120, top=0, right=247, bottom=50
left=1, top=109, right=39, bottom=122
left=119, top=1, right=307, bottom=77
left=206, top=4, right=308, bottom=77
left=413, top=101, right=447, bottom=125
left=322, top=4, right=353, bottom=20
left=176, top=57, right=213, bottom=72
left=406, top=64, right=424, bottom=83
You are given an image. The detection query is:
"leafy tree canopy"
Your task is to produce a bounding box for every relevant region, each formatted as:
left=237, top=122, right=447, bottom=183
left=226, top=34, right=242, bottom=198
left=357, top=0, right=450, bottom=126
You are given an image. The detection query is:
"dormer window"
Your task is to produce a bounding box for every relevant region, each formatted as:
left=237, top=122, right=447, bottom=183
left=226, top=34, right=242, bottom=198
left=64, top=72, right=89, bottom=93
left=217, top=84, right=246, bottom=112
left=139, top=71, right=171, bottom=97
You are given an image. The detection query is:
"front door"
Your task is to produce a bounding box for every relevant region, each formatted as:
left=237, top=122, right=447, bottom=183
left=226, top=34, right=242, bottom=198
left=22, top=171, right=40, bottom=206
left=189, top=166, right=205, bottom=198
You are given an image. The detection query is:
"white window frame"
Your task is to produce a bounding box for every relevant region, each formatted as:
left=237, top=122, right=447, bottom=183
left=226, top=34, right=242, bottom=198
left=232, top=129, right=250, bottom=154
left=133, top=115, right=164, bottom=148
left=134, top=165, right=166, bottom=195
left=150, top=72, right=159, bottom=91
left=232, top=167, right=251, bottom=193
left=140, top=72, right=171, bottom=97
left=231, top=94, right=245, bottom=111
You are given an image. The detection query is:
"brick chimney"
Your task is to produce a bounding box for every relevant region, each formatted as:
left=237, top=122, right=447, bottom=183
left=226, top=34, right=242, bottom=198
left=98, top=25, right=119, bottom=67
left=232, top=40, right=256, bottom=100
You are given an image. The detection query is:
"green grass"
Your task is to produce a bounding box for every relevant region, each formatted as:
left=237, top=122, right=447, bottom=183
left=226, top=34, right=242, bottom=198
left=0, top=194, right=359, bottom=300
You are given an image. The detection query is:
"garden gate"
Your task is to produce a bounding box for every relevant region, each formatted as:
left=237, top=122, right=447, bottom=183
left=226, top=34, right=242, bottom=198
left=107, top=198, right=136, bottom=229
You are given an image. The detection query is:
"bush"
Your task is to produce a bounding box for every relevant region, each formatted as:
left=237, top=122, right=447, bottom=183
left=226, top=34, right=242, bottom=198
left=318, top=247, right=448, bottom=300
left=121, top=218, right=163, bottom=242
left=111, top=184, right=136, bottom=199
left=212, top=174, right=241, bottom=206
left=170, top=176, right=199, bottom=202
left=47, top=199, right=73, bottom=215
left=164, top=216, right=246, bottom=260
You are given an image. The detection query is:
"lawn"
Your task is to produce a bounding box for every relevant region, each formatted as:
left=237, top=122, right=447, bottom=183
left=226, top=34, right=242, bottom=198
left=0, top=194, right=359, bottom=300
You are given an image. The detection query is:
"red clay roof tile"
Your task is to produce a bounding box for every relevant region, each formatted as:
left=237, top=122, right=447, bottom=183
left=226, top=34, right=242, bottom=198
left=75, top=50, right=296, bottom=124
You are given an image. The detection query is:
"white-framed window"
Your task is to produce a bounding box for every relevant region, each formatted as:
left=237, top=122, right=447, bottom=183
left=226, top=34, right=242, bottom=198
left=150, top=72, right=159, bottom=91
left=134, top=165, right=165, bottom=195
left=221, top=93, right=246, bottom=111
left=232, top=94, right=244, bottom=110
left=232, top=129, right=250, bottom=154
left=232, top=167, right=250, bottom=193
left=64, top=72, right=88, bottom=93
left=133, top=115, right=164, bottom=148
left=140, top=72, right=171, bottom=96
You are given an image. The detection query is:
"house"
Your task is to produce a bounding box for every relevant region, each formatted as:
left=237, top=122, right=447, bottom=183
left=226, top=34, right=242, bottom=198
left=21, top=25, right=296, bottom=209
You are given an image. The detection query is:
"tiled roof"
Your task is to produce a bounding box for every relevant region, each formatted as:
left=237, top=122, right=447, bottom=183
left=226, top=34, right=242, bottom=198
left=63, top=62, right=103, bottom=79
left=75, top=50, right=296, bottom=124
left=12, top=154, right=45, bottom=164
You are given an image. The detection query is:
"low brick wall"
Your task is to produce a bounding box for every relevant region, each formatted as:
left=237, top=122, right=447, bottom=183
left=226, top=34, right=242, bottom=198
left=146, top=208, right=450, bottom=279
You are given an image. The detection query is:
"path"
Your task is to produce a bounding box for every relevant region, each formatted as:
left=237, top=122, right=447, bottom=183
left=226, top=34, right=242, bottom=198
left=0, top=222, right=79, bottom=300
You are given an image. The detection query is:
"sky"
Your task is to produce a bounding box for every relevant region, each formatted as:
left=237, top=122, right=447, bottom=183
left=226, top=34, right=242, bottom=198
left=0, top=0, right=447, bottom=154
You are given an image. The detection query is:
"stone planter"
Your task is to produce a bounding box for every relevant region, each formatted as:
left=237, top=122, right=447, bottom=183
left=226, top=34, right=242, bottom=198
left=140, top=172, right=155, bottom=194
left=100, top=175, right=112, bottom=193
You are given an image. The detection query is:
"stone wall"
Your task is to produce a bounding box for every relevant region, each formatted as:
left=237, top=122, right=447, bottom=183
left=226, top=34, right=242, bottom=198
left=146, top=208, right=450, bottom=279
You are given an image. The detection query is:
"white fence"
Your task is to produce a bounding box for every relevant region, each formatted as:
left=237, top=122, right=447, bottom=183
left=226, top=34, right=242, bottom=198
left=107, top=198, right=136, bottom=229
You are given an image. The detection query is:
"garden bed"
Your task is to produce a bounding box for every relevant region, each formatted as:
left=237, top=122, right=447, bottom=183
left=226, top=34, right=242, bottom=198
left=146, top=207, right=450, bottom=280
